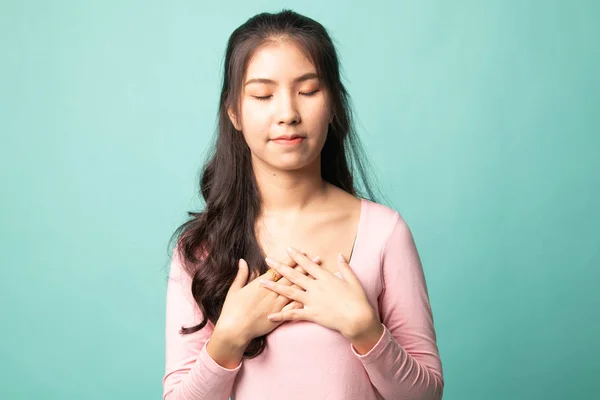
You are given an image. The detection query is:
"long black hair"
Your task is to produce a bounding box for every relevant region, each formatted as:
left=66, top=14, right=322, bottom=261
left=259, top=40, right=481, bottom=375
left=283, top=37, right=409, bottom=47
left=169, top=9, right=382, bottom=358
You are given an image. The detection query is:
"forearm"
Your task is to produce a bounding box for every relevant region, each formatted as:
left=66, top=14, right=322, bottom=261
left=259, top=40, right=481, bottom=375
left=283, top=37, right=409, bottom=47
left=163, top=324, right=247, bottom=400
left=345, top=312, right=443, bottom=400
left=163, top=339, right=243, bottom=400
left=353, top=327, right=443, bottom=400
left=206, top=326, right=249, bottom=369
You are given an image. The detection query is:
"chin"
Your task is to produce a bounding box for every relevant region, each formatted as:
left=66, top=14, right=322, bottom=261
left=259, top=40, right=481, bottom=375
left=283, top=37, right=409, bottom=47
left=273, top=154, right=321, bottom=172
left=251, top=146, right=321, bottom=172
left=271, top=160, right=309, bottom=171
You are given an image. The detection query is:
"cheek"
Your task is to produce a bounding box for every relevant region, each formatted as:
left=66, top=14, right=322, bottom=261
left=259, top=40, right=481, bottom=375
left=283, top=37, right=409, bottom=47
left=306, top=102, right=331, bottom=136
left=240, top=103, right=270, bottom=140
left=238, top=112, right=278, bottom=165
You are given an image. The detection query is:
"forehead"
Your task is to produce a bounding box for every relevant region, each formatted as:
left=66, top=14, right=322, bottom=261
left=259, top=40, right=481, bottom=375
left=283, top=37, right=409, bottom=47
left=245, top=40, right=316, bottom=81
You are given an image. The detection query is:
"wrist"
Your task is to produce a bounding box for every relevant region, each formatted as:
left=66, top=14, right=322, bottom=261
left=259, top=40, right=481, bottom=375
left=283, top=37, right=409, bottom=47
left=342, top=308, right=384, bottom=355
left=213, top=323, right=251, bottom=351
left=342, top=306, right=379, bottom=340
left=207, top=325, right=250, bottom=369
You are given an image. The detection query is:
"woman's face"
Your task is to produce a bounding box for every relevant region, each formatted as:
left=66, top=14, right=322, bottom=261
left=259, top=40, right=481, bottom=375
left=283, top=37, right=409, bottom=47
left=229, top=40, right=332, bottom=172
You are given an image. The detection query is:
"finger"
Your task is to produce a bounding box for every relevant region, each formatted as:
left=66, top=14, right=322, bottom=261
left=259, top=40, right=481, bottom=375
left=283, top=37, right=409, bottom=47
left=230, top=259, right=249, bottom=290
left=267, top=263, right=301, bottom=288
left=337, top=253, right=361, bottom=287
left=273, top=279, right=308, bottom=310
left=265, top=257, right=313, bottom=289
left=285, top=246, right=327, bottom=280
left=304, top=256, right=321, bottom=280
left=259, top=279, right=307, bottom=304
left=281, top=300, right=303, bottom=312
left=266, top=253, right=321, bottom=296
left=283, top=255, right=296, bottom=267
left=287, top=258, right=320, bottom=284
left=273, top=283, right=302, bottom=301
left=259, top=267, right=281, bottom=282
left=267, top=308, right=313, bottom=323
left=299, top=248, right=322, bottom=265
left=274, top=294, right=302, bottom=311
left=294, top=254, right=322, bottom=278
left=259, top=256, right=302, bottom=283
left=272, top=267, right=304, bottom=295
left=282, top=252, right=321, bottom=267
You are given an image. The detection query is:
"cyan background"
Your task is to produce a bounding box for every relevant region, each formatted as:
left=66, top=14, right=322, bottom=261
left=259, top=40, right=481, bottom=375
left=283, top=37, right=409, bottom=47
left=1, top=1, right=598, bottom=399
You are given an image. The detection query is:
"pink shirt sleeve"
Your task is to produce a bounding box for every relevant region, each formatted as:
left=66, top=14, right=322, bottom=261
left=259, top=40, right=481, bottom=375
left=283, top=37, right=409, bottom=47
left=162, top=246, right=242, bottom=400
left=350, top=212, right=444, bottom=400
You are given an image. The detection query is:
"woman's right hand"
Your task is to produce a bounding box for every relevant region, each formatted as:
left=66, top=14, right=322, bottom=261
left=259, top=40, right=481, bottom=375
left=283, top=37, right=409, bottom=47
left=213, top=254, right=320, bottom=349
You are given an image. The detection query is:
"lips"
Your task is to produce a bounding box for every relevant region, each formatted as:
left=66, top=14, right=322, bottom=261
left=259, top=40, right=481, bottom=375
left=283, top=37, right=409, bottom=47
left=272, top=134, right=304, bottom=140
left=271, top=135, right=305, bottom=145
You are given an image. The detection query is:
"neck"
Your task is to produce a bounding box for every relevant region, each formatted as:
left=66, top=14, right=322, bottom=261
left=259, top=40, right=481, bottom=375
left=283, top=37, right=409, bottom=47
left=251, top=155, right=327, bottom=215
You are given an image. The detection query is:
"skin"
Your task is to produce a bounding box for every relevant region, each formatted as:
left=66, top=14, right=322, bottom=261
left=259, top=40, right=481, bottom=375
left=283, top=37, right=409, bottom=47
left=210, top=38, right=383, bottom=368
left=263, top=247, right=384, bottom=354
left=228, top=39, right=332, bottom=179
left=209, top=253, right=322, bottom=369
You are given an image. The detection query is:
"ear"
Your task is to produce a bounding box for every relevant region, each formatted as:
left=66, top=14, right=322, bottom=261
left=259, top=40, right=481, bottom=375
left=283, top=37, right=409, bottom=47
left=227, top=107, right=242, bottom=131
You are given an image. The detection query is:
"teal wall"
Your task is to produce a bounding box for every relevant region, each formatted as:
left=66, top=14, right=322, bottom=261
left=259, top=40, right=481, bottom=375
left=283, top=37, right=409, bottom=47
left=1, top=1, right=598, bottom=399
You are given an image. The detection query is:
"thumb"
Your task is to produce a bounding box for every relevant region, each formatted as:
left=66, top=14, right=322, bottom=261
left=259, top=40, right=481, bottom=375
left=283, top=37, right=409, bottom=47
left=337, top=253, right=360, bottom=285
left=231, top=258, right=249, bottom=291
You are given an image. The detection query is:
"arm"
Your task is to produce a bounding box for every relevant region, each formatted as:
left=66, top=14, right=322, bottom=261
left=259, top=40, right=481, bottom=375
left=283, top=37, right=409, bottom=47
left=350, top=212, right=444, bottom=400
left=162, top=246, right=242, bottom=400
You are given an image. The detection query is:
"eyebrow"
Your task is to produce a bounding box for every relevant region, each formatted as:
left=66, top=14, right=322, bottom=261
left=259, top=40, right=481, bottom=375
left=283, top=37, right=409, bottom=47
left=244, top=72, right=319, bottom=86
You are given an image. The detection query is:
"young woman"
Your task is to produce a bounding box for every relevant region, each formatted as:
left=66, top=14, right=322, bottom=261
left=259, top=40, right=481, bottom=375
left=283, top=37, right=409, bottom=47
left=162, top=9, right=444, bottom=400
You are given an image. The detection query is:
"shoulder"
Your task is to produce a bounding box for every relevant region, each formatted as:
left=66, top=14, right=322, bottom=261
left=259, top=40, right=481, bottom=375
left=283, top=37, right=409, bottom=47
left=362, top=199, right=403, bottom=230
left=361, top=199, right=413, bottom=248
left=362, top=198, right=399, bottom=221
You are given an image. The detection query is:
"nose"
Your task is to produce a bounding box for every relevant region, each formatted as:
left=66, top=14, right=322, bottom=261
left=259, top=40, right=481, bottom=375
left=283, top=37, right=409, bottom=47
left=276, top=92, right=300, bottom=126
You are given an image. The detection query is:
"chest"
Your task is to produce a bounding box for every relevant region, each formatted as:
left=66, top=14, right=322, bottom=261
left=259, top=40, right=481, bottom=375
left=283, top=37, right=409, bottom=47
left=256, top=212, right=360, bottom=275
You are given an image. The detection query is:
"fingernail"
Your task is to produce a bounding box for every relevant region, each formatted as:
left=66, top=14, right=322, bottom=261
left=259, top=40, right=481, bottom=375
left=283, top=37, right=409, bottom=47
left=265, top=257, right=274, bottom=265
left=338, top=253, right=345, bottom=262
left=286, top=246, right=294, bottom=253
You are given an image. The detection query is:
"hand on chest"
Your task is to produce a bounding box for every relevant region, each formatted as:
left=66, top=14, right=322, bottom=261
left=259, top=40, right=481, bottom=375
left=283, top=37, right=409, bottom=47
left=256, top=213, right=359, bottom=275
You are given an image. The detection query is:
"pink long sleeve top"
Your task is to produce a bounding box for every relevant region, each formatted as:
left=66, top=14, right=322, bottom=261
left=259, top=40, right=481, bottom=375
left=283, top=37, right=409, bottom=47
left=162, top=199, right=444, bottom=400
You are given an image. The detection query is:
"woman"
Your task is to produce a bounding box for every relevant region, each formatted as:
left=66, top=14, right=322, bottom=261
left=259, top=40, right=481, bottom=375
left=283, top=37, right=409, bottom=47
left=163, top=9, right=444, bottom=400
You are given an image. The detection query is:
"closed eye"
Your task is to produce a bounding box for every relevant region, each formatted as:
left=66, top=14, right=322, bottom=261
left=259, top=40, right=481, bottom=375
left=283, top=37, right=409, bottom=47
left=251, top=90, right=320, bottom=101
left=300, top=90, right=320, bottom=96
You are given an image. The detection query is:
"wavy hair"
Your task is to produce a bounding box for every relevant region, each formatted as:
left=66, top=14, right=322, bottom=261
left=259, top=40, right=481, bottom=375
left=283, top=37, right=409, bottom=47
left=169, top=9, right=381, bottom=358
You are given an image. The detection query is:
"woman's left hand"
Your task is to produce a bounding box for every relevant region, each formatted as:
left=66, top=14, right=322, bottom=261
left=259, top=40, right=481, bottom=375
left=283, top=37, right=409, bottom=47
left=260, top=246, right=382, bottom=342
